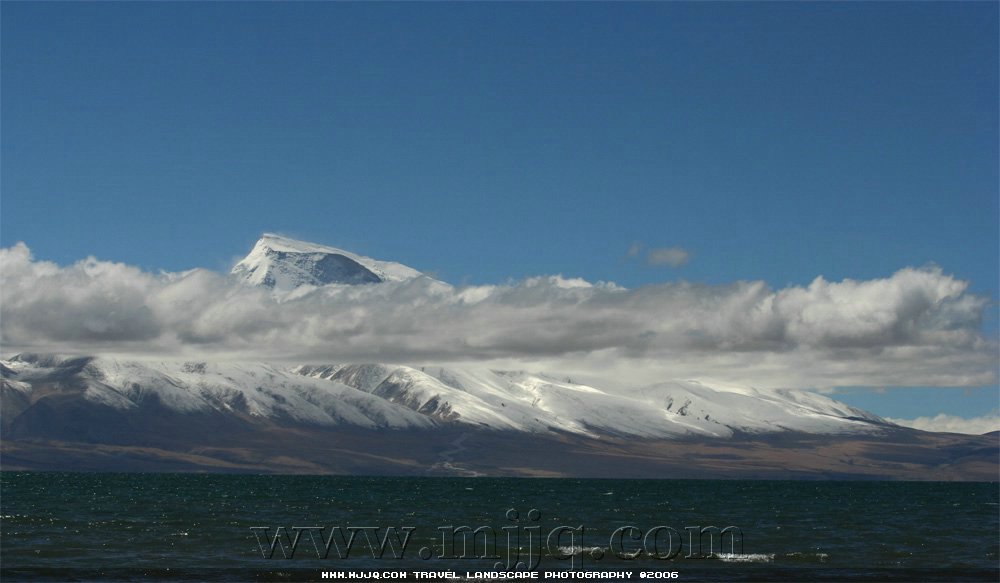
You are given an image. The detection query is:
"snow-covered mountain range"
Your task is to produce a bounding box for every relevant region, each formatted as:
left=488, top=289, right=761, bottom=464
left=4, top=234, right=994, bottom=479
left=2, top=353, right=887, bottom=440
left=0, top=235, right=890, bottom=439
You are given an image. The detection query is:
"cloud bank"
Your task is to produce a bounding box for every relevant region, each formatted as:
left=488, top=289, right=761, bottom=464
left=1, top=242, right=995, bottom=389
left=887, top=413, right=1000, bottom=435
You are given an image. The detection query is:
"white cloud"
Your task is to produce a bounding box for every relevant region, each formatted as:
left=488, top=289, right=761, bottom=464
left=646, top=246, right=691, bottom=267
left=1, top=242, right=996, bottom=390
left=887, top=413, right=1000, bottom=435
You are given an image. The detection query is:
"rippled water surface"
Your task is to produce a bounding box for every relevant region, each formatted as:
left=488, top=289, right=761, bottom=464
left=2, top=473, right=997, bottom=581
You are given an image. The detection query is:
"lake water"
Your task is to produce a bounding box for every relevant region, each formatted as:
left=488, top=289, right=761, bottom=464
left=2, top=473, right=997, bottom=581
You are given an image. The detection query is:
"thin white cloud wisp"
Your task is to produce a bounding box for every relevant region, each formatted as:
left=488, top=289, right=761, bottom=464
left=646, top=246, right=691, bottom=267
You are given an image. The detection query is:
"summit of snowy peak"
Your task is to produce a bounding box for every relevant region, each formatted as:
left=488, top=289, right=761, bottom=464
left=231, top=234, right=425, bottom=291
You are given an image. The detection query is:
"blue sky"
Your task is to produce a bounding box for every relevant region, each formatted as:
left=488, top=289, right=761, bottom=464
left=2, top=2, right=997, bottom=422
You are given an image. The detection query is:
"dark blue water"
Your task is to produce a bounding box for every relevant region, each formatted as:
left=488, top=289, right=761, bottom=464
left=2, top=473, right=997, bottom=581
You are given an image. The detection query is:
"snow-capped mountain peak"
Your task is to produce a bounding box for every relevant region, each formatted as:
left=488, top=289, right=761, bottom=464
left=231, top=234, right=424, bottom=291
